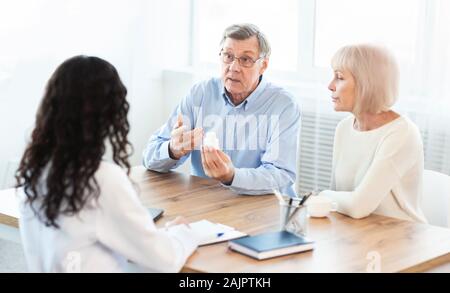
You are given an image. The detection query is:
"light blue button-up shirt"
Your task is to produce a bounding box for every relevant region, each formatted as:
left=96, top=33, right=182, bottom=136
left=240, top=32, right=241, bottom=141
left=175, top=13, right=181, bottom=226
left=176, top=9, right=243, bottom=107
left=143, top=76, right=301, bottom=196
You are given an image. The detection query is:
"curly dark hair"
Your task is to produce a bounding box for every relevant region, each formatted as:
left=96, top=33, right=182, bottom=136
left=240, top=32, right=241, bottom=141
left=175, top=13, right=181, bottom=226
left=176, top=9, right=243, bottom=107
left=15, top=55, right=132, bottom=228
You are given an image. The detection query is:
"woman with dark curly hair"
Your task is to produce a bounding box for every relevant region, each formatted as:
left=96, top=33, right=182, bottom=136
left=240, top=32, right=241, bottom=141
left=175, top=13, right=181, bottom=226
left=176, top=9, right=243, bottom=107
left=15, top=55, right=200, bottom=272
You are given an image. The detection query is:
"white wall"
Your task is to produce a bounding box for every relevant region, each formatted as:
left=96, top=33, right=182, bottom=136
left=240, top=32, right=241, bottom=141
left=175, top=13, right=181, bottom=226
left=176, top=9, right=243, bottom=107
left=0, top=0, right=192, bottom=188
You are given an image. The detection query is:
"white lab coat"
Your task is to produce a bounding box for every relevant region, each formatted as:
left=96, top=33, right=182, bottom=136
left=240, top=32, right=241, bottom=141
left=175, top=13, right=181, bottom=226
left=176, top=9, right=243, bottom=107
left=18, top=161, right=199, bottom=273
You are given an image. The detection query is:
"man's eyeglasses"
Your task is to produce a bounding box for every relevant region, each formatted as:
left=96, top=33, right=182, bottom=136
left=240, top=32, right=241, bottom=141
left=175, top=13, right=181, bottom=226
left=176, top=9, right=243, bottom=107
left=219, top=51, right=264, bottom=68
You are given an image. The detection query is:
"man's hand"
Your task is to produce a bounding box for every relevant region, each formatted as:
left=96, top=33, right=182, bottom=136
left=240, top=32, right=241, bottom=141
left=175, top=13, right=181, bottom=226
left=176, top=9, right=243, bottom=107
left=201, top=146, right=235, bottom=185
left=169, top=114, right=203, bottom=160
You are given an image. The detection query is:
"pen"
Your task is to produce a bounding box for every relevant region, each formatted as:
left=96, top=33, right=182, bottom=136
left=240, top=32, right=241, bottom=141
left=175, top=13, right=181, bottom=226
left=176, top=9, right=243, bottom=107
left=299, top=191, right=313, bottom=206
left=286, top=192, right=312, bottom=224
left=286, top=205, right=301, bottom=224
left=283, top=198, right=293, bottom=229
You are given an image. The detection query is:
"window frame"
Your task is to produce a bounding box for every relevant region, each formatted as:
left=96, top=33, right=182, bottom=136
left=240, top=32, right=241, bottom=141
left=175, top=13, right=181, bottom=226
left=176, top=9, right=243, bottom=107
left=188, top=0, right=439, bottom=102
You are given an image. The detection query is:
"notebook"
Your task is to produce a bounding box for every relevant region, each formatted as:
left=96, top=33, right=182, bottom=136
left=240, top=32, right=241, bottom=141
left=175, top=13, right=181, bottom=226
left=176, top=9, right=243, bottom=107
left=228, top=230, right=314, bottom=260
left=160, top=219, right=247, bottom=246
left=189, top=220, right=248, bottom=246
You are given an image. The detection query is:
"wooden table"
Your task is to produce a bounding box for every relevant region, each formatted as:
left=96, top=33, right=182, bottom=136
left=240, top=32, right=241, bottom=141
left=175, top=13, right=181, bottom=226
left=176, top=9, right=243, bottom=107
left=2, top=166, right=450, bottom=272
left=130, top=167, right=450, bottom=273
left=0, top=187, right=20, bottom=228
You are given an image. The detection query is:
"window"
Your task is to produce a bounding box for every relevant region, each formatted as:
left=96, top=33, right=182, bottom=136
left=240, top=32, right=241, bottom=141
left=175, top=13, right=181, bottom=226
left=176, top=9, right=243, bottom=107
left=191, top=0, right=450, bottom=186
left=194, top=0, right=299, bottom=71
left=192, top=0, right=425, bottom=80
left=314, top=0, right=422, bottom=68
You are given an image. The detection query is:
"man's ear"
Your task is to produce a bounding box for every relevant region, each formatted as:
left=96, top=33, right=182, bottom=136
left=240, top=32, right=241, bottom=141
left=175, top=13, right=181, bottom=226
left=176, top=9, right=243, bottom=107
left=259, top=58, right=269, bottom=75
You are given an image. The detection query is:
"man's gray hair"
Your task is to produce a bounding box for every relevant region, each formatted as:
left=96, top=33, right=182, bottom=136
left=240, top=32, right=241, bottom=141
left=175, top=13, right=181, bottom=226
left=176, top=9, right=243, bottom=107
left=220, top=23, right=271, bottom=58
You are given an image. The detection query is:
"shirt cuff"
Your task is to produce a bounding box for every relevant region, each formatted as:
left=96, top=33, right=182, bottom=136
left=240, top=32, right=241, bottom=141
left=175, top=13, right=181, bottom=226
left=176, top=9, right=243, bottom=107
left=161, top=140, right=178, bottom=162
left=229, top=168, right=245, bottom=189
left=222, top=168, right=286, bottom=195
left=224, top=168, right=256, bottom=194
left=157, top=140, right=185, bottom=171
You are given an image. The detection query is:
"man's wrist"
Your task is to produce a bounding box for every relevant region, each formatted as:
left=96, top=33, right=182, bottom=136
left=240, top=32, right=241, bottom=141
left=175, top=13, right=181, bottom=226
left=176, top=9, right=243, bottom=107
left=168, top=142, right=181, bottom=160
left=220, top=170, right=235, bottom=186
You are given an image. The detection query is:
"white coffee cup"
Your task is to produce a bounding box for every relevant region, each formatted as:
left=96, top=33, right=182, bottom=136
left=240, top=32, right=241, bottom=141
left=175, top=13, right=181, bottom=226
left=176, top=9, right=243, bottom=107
left=305, top=196, right=337, bottom=218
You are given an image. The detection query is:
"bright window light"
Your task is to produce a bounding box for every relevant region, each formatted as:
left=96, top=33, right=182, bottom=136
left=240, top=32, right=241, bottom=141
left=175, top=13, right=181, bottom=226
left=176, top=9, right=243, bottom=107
left=314, top=0, right=421, bottom=68
left=196, top=0, right=299, bottom=71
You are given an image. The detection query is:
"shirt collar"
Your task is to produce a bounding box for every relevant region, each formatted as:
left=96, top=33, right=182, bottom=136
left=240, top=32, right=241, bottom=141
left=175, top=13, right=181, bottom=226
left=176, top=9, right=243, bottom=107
left=221, top=75, right=268, bottom=111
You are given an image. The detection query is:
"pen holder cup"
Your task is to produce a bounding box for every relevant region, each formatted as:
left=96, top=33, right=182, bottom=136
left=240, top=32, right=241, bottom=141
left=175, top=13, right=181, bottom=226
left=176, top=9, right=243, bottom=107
left=279, top=201, right=308, bottom=237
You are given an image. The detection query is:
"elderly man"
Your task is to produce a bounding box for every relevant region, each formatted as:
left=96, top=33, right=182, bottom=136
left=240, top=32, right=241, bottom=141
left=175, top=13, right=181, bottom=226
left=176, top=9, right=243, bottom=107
left=143, top=23, right=300, bottom=196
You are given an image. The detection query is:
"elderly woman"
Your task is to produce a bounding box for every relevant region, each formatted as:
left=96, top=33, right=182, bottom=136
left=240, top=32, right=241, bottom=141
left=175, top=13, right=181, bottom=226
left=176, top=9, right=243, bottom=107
left=319, top=44, right=427, bottom=222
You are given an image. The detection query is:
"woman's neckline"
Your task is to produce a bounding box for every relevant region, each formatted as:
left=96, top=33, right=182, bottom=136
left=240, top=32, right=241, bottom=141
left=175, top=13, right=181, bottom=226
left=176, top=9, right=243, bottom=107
left=351, top=112, right=403, bottom=133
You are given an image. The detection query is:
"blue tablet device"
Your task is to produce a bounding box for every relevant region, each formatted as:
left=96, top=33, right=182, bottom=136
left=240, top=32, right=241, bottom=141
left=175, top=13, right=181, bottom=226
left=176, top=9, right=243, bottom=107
left=148, top=208, right=164, bottom=222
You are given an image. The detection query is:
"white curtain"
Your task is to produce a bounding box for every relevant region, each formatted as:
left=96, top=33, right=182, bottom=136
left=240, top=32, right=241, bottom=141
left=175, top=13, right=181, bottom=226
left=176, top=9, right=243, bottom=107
left=409, top=0, right=450, bottom=175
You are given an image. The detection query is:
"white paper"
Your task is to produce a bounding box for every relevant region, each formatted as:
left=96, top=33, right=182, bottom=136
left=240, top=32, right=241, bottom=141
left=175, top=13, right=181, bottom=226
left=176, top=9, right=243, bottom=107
left=163, top=219, right=247, bottom=246
left=190, top=220, right=247, bottom=245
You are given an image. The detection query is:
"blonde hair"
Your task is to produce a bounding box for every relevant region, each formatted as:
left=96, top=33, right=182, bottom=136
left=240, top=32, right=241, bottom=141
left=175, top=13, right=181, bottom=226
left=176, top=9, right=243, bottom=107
left=331, top=44, right=399, bottom=114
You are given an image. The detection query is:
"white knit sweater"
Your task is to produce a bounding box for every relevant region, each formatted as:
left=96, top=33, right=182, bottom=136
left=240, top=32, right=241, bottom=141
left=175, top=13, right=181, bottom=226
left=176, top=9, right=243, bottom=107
left=319, top=115, right=427, bottom=222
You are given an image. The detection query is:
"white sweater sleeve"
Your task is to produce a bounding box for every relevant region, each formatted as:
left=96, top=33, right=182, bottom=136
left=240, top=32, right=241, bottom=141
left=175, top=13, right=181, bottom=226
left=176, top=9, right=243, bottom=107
left=95, top=164, right=199, bottom=272
left=320, top=128, right=420, bottom=219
